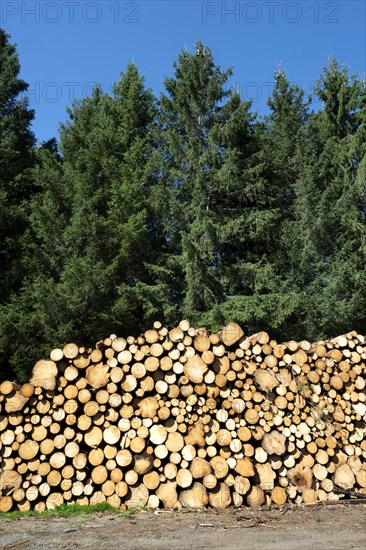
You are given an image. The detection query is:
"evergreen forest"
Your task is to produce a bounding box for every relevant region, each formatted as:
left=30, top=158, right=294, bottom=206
left=1, top=30, right=365, bottom=381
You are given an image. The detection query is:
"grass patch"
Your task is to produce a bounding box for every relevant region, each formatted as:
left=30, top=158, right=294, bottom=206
left=0, top=502, right=144, bottom=520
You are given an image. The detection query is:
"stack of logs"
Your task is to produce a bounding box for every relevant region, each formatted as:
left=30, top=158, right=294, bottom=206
left=0, top=321, right=365, bottom=512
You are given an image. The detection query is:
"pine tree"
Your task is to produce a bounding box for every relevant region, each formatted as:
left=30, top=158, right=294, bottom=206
left=0, top=29, right=35, bottom=304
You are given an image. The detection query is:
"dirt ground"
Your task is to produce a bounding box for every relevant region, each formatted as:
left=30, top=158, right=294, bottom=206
left=0, top=502, right=365, bottom=550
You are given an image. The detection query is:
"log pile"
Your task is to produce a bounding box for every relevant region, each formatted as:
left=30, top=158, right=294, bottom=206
left=0, top=321, right=365, bottom=512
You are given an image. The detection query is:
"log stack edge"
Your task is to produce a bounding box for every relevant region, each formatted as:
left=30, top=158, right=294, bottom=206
left=0, top=321, right=365, bottom=512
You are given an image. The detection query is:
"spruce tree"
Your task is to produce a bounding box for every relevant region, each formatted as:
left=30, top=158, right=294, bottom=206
left=0, top=29, right=35, bottom=304
left=153, top=41, right=262, bottom=328
left=252, top=70, right=310, bottom=338
left=291, top=59, right=366, bottom=338
left=0, top=65, right=168, bottom=381
left=265, top=69, right=309, bottom=212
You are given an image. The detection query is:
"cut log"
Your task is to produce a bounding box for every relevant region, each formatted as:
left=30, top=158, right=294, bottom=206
left=256, top=463, right=276, bottom=491
left=271, top=486, right=287, bottom=505
left=125, top=484, right=149, bottom=507
left=63, top=343, right=79, bottom=359
left=5, top=391, right=28, bottom=413
left=254, top=369, right=278, bottom=392
left=261, top=431, right=287, bottom=456
left=0, top=470, right=22, bottom=493
left=288, top=465, right=313, bottom=493
left=208, top=482, right=231, bottom=509
left=91, top=465, right=108, bottom=485
left=18, top=440, right=39, bottom=461
left=184, top=422, right=205, bottom=447
left=176, top=468, right=193, bottom=488
left=86, top=364, right=109, bottom=389
left=190, top=457, right=212, bottom=479
left=234, top=458, right=255, bottom=477
left=184, top=355, right=208, bottom=384
left=210, top=456, right=229, bottom=479
left=247, top=486, right=265, bottom=508
left=156, top=481, right=180, bottom=509
left=30, top=360, right=58, bottom=391
left=0, top=496, right=13, bottom=512
left=333, top=464, right=355, bottom=490
left=179, top=482, right=208, bottom=508
left=218, top=323, right=244, bottom=347
left=139, top=397, right=159, bottom=419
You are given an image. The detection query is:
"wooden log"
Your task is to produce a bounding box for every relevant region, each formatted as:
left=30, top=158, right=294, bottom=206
left=50, top=452, right=66, bottom=470
left=190, top=457, right=212, bottom=479
left=176, top=468, right=193, bottom=488
left=91, top=465, right=108, bottom=485
left=304, top=489, right=323, bottom=507
left=63, top=343, right=79, bottom=359
left=208, top=482, right=231, bottom=509
left=244, top=409, right=259, bottom=425
left=46, top=492, right=64, bottom=510
left=30, top=360, right=58, bottom=391
left=193, top=332, right=210, bottom=353
left=271, top=486, right=287, bottom=504
left=0, top=496, right=13, bottom=512
left=254, top=369, right=278, bottom=392
left=219, top=323, right=244, bottom=347
left=256, top=463, right=276, bottom=491
left=333, top=464, right=355, bottom=490
left=143, top=471, right=160, bottom=491
left=149, top=425, right=167, bottom=445
left=234, top=457, right=255, bottom=477
left=169, top=326, right=184, bottom=343
left=90, top=348, right=103, bottom=364
left=86, top=364, right=109, bottom=389
left=179, top=482, right=208, bottom=508
left=74, top=353, right=90, bottom=370
left=84, top=426, right=103, bottom=447
left=103, top=426, right=121, bottom=445
left=184, top=421, right=205, bottom=447
left=0, top=470, right=22, bottom=493
left=156, top=481, right=180, bottom=509
left=73, top=453, right=87, bottom=470
left=247, top=486, right=265, bottom=508
left=261, top=431, right=287, bottom=456
left=139, top=397, right=159, bottom=419
left=0, top=322, right=365, bottom=513
left=125, top=484, right=149, bottom=507
left=210, top=456, right=229, bottom=479
left=19, top=440, right=39, bottom=461
left=116, top=449, right=133, bottom=468
left=288, top=465, right=313, bottom=493
left=134, top=453, right=153, bottom=476
left=184, top=355, right=208, bottom=384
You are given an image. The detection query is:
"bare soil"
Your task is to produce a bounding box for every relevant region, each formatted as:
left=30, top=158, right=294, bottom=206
left=1, top=502, right=365, bottom=550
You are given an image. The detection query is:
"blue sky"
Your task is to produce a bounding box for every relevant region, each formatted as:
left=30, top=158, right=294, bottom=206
left=2, top=0, right=365, bottom=143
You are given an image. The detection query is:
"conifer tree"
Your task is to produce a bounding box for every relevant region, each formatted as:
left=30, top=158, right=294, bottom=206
left=0, top=29, right=35, bottom=304
left=291, top=59, right=366, bottom=338
left=0, top=65, right=167, bottom=380
left=1, top=40, right=365, bottom=380
left=153, top=41, right=262, bottom=328
left=251, top=70, right=310, bottom=337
